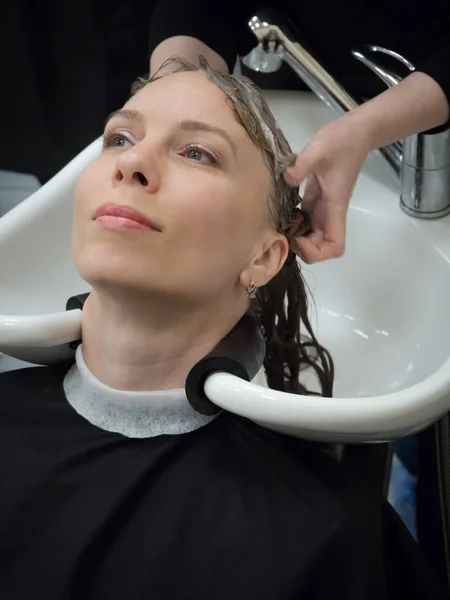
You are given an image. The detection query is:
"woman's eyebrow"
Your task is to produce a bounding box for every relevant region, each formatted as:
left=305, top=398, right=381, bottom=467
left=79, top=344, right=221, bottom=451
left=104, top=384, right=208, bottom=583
left=104, top=109, right=143, bottom=127
left=178, top=120, right=237, bottom=157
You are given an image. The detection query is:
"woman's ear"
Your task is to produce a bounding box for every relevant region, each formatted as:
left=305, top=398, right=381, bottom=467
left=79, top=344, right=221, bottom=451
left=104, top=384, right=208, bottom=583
left=240, top=233, right=290, bottom=288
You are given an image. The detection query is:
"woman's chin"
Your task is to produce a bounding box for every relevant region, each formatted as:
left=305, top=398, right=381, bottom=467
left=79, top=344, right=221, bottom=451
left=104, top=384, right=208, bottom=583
left=75, top=253, right=151, bottom=291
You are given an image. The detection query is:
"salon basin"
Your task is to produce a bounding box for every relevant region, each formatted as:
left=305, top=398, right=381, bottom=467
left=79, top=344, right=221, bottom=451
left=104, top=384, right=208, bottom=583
left=263, top=91, right=450, bottom=398
left=2, top=90, right=450, bottom=442
left=304, top=204, right=450, bottom=398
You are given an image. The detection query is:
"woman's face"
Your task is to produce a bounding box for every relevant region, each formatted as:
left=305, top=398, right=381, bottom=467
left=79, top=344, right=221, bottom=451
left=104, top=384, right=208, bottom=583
left=73, top=71, right=287, bottom=304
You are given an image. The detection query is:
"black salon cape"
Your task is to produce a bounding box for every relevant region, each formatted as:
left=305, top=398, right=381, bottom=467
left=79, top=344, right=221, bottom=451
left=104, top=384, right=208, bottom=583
left=0, top=365, right=446, bottom=599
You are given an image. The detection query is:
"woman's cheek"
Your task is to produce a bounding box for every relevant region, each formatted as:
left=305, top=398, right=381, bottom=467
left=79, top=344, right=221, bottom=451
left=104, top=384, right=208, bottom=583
left=74, top=161, right=104, bottom=212
left=172, top=178, right=241, bottom=239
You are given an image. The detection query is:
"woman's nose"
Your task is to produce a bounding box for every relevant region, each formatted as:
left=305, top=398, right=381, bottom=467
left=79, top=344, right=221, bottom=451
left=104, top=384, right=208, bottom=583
left=112, top=148, right=160, bottom=193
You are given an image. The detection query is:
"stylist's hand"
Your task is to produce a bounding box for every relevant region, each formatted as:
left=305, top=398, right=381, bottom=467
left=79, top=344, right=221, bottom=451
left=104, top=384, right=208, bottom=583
left=284, top=115, right=372, bottom=263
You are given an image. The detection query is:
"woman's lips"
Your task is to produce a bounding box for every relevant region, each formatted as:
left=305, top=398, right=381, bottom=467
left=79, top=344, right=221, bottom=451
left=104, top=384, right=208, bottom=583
left=94, top=203, right=162, bottom=232
left=95, top=215, right=156, bottom=231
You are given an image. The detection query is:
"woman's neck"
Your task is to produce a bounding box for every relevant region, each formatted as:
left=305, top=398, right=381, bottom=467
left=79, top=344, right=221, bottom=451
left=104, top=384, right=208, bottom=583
left=81, top=289, right=243, bottom=391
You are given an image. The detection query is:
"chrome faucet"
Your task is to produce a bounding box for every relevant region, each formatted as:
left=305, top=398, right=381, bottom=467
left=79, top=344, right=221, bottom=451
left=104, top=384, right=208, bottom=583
left=243, top=15, right=450, bottom=219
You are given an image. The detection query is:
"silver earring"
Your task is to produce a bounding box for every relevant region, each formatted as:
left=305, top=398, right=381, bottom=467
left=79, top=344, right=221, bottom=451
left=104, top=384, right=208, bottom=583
left=246, top=281, right=257, bottom=299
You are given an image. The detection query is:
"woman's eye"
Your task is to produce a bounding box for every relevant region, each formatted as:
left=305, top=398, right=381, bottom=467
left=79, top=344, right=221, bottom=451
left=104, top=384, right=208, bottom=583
left=183, top=145, right=217, bottom=166
left=102, top=131, right=132, bottom=149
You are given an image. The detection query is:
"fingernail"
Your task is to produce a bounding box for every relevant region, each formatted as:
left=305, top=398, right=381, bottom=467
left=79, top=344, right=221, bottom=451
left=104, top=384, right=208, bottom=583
left=285, top=176, right=300, bottom=187
left=310, top=231, right=324, bottom=244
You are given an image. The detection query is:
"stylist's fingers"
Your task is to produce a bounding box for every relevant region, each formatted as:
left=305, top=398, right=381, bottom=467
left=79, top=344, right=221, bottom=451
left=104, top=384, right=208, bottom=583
left=293, top=234, right=343, bottom=264
left=291, top=175, right=347, bottom=262
left=292, top=210, right=347, bottom=263
left=284, top=146, right=318, bottom=186
left=291, top=214, right=346, bottom=263
left=282, top=115, right=372, bottom=263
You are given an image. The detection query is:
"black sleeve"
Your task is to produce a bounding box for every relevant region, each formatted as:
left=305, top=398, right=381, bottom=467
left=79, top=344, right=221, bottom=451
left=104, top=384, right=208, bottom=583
left=148, top=0, right=258, bottom=72
left=416, top=45, right=450, bottom=109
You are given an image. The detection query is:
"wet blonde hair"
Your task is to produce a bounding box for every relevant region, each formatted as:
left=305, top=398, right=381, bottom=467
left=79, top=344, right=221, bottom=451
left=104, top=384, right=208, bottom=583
left=132, top=57, right=333, bottom=396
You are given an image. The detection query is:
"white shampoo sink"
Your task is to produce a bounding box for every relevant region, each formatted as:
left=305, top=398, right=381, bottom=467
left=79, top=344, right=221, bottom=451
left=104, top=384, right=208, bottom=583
left=267, top=91, right=450, bottom=398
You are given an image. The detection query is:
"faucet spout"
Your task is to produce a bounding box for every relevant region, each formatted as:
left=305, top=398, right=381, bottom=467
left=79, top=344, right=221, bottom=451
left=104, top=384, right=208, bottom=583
left=245, top=16, right=401, bottom=176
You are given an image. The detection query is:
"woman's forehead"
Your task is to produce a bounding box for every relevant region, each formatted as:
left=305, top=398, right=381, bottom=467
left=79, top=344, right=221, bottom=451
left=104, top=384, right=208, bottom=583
left=125, top=72, right=235, bottom=124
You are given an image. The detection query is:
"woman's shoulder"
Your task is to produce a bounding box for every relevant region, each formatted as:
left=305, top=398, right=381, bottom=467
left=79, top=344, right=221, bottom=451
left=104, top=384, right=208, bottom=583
left=194, top=414, right=393, bottom=596
left=0, top=362, right=73, bottom=412
left=0, top=361, right=72, bottom=386
left=217, top=413, right=381, bottom=530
